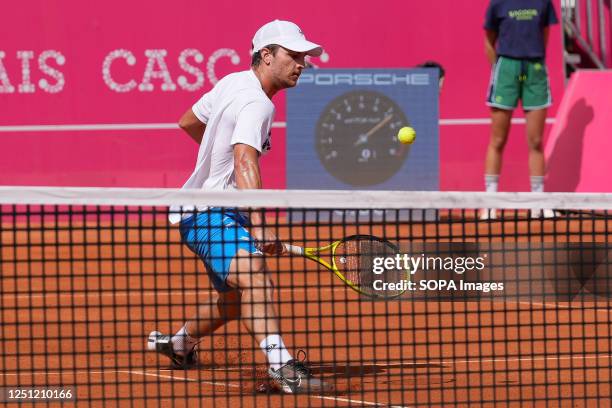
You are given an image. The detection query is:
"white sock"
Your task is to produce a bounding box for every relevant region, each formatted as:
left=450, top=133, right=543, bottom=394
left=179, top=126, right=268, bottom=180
left=171, top=326, right=198, bottom=356
left=530, top=176, right=545, bottom=193
left=260, top=334, right=293, bottom=370
left=485, top=174, right=499, bottom=192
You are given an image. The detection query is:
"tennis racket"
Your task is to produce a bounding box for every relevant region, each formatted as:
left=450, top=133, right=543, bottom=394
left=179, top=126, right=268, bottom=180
left=284, top=234, right=408, bottom=299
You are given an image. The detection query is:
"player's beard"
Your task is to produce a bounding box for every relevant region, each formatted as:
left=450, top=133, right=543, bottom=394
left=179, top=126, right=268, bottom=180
left=285, top=71, right=300, bottom=88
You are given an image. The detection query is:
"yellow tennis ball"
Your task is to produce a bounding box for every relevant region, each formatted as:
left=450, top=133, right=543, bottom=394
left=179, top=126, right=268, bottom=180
left=397, top=127, right=416, bottom=144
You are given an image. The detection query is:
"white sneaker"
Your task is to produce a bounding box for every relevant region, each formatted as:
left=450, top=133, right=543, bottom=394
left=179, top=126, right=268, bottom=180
left=147, top=331, right=198, bottom=369
left=531, top=209, right=558, bottom=219
left=479, top=208, right=497, bottom=220
left=268, top=351, right=333, bottom=394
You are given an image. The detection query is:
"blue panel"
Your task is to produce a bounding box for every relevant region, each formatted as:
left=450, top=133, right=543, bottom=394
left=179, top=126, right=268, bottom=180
left=287, top=69, right=439, bottom=190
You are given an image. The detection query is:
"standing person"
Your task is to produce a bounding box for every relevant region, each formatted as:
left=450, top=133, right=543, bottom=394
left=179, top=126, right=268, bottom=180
left=147, top=20, right=331, bottom=394
left=482, top=0, right=558, bottom=219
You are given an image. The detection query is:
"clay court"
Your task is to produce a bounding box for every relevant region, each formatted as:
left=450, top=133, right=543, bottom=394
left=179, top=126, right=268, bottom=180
left=2, top=0, right=612, bottom=406
left=1, top=210, right=610, bottom=407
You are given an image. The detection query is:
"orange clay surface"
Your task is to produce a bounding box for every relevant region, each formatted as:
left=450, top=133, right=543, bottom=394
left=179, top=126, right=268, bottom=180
left=1, top=213, right=610, bottom=407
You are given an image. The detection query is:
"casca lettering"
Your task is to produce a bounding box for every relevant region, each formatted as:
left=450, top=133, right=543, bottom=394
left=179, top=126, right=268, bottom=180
left=0, top=48, right=245, bottom=94
left=0, top=50, right=66, bottom=94
left=298, top=73, right=430, bottom=86
left=102, top=48, right=241, bottom=93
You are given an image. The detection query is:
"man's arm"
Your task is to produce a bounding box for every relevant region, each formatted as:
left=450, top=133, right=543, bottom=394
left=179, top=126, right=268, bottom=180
left=542, top=27, right=550, bottom=50
left=484, top=30, right=498, bottom=64
left=233, top=143, right=282, bottom=254
left=179, top=109, right=206, bottom=144
left=234, top=143, right=263, bottom=225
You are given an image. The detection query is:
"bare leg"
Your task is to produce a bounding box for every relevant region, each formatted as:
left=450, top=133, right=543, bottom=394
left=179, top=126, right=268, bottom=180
left=485, top=107, right=513, bottom=175
left=225, top=249, right=279, bottom=345
left=183, top=289, right=241, bottom=338
left=150, top=282, right=241, bottom=363
left=525, top=108, right=547, bottom=177
left=223, top=250, right=331, bottom=393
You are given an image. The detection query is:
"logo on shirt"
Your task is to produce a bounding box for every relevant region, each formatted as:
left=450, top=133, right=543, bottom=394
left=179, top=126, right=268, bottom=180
left=262, top=132, right=272, bottom=153
left=508, top=9, right=538, bottom=20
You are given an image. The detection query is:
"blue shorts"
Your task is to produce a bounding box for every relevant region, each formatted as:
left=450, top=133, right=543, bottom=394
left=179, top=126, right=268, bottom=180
left=179, top=208, right=261, bottom=292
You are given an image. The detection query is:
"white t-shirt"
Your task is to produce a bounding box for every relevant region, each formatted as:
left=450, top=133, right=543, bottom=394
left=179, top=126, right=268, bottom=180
left=169, top=69, right=274, bottom=223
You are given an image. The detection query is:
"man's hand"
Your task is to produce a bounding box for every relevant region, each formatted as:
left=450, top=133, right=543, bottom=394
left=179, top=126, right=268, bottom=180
left=484, top=30, right=498, bottom=65
left=251, top=226, right=285, bottom=255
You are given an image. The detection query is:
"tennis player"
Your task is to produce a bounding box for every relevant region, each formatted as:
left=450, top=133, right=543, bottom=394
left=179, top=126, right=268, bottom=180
left=147, top=20, right=331, bottom=394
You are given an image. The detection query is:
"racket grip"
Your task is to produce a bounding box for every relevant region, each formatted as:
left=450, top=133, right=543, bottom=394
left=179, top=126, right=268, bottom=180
left=284, top=244, right=304, bottom=255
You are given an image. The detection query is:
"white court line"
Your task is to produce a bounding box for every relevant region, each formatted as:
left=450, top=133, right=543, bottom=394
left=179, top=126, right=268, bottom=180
left=0, top=368, right=398, bottom=406
left=4, top=291, right=610, bottom=319
left=312, top=395, right=409, bottom=408
left=5, top=290, right=610, bottom=304
left=0, top=357, right=607, bottom=407
left=5, top=291, right=610, bottom=315
left=132, top=370, right=397, bottom=407
left=3, top=352, right=609, bottom=380
left=151, top=353, right=612, bottom=375
left=4, top=287, right=342, bottom=300
left=446, top=353, right=612, bottom=366
left=125, top=370, right=397, bottom=407
left=0, top=369, right=177, bottom=378
left=517, top=300, right=611, bottom=314
left=125, top=369, right=241, bottom=389
left=0, top=118, right=555, bottom=133
left=376, top=353, right=612, bottom=368
left=0, top=368, right=239, bottom=389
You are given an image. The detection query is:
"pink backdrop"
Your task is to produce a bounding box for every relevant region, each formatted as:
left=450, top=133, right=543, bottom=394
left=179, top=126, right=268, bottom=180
left=545, top=70, right=612, bottom=192
left=0, top=0, right=567, bottom=191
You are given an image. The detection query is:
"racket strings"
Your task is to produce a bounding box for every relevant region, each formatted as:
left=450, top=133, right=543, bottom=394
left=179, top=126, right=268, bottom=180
left=335, top=238, right=402, bottom=296
left=335, top=240, right=361, bottom=284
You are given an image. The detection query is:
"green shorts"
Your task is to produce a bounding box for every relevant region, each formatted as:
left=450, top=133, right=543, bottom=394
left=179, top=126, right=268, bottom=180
left=486, top=56, right=552, bottom=111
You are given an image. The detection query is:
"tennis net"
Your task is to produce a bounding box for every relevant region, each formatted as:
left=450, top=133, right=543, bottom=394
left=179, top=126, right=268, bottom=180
left=0, top=187, right=610, bottom=407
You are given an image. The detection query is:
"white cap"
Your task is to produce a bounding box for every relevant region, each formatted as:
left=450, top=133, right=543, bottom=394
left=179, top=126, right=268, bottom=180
left=252, top=20, right=323, bottom=57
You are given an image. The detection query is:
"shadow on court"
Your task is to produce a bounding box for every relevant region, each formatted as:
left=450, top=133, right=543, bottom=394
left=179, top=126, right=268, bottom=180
left=310, top=362, right=445, bottom=378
